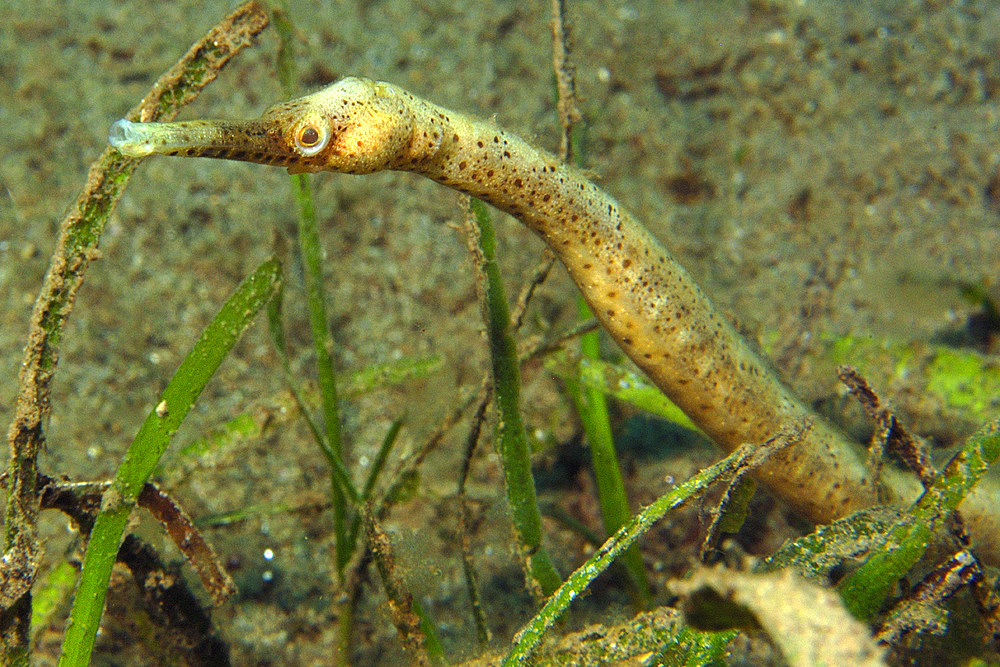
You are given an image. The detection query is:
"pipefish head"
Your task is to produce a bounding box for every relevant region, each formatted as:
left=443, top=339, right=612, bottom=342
left=108, top=77, right=421, bottom=175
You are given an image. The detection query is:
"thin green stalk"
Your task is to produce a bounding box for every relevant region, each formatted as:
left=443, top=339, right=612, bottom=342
left=346, top=418, right=405, bottom=551
left=567, top=299, right=651, bottom=605
left=503, top=443, right=758, bottom=665
left=59, top=257, right=282, bottom=666
left=458, top=392, right=492, bottom=646
left=541, top=503, right=603, bottom=547
left=196, top=502, right=299, bottom=527
left=468, top=199, right=561, bottom=597
left=292, top=171, right=350, bottom=569
left=266, top=275, right=360, bottom=505
left=290, top=174, right=342, bottom=457
left=361, top=418, right=404, bottom=501
left=334, top=593, right=354, bottom=666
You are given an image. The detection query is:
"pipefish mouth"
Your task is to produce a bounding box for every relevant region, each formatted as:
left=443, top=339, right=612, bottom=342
left=110, top=118, right=298, bottom=166
left=108, top=75, right=1000, bottom=562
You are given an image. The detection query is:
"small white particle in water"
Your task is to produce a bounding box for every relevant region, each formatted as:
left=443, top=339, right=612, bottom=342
left=262, top=570, right=274, bottom=582
left=263, top=548, right=274, bottom=561
left=148, top=351, right=161, bottom=365
left=597, top=67, right=611, bottom=84
left=359, top=455, right=370, bottom=468
left=664, top=475, right=675, bottom=485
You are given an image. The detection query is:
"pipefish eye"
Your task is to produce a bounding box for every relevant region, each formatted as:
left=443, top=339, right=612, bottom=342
left=293, top=120, right=329, bottom=156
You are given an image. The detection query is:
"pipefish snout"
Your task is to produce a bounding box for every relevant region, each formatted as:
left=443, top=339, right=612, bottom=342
left=108, top=75, right=1000, bottom=561
left=110, top=117, right=299, bottom=167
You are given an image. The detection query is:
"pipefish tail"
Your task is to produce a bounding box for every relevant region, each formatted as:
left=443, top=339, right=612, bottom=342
left=109, top=76, right=1000, bottom=561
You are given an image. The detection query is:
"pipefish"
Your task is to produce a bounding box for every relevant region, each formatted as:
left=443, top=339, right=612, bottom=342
left=109, top=76, right=999, bottom=560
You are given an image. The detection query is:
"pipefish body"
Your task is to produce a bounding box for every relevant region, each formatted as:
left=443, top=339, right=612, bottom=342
left=109, top=76, right=999, bottom=559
